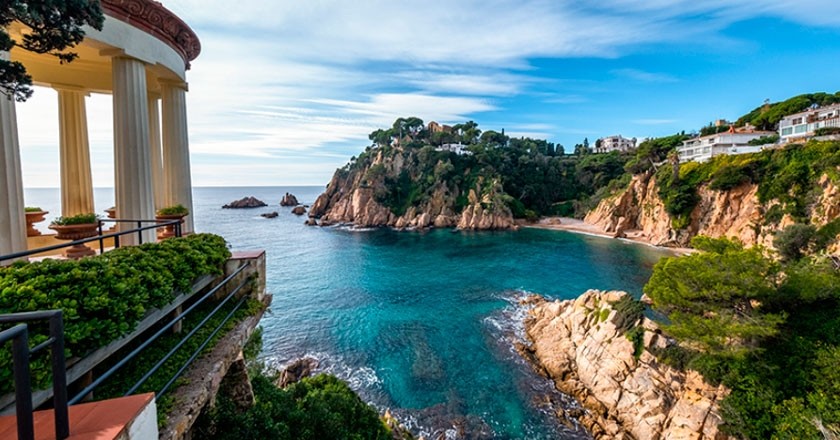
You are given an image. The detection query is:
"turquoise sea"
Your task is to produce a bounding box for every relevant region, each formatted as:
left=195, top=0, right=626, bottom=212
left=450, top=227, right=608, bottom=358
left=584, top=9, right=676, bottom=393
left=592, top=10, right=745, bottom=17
left=24, top=186, right=671, bottom=439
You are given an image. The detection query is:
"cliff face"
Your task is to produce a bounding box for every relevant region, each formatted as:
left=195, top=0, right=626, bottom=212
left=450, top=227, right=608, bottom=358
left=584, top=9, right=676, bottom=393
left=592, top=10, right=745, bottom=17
left=523, top=290, right=730, bottom=440
left=584, top=173, right=840, bottom=248
left=308, top=148, right=515, bottom=230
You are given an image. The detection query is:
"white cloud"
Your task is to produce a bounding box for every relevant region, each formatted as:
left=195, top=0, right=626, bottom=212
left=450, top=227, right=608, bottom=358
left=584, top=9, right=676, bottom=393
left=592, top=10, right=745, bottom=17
left=612, top=68, right=679, bottom=83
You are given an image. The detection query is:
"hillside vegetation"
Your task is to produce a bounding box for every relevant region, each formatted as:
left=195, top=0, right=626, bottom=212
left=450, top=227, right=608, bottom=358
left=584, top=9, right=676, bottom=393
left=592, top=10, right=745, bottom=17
left=334, top=117, right=631, bottom=220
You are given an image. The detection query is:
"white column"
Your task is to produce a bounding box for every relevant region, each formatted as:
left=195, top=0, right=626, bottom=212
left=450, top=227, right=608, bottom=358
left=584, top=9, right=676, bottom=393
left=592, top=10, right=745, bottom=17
left=0, top=53, right=27, bottom=262
left=112, top=56, right=155, bottom=245
left=55, top=86, right=95, bottom=217
left=148, top=93, right=165, bottom=210
left=161, top=81, right=195, bottom=233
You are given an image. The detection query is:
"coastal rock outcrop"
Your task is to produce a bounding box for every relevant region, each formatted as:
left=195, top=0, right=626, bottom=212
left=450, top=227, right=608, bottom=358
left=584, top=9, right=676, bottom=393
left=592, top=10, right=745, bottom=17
left=523, top=290, right=730, bottom=440
left=260, top=211, right=278, bottom=218
left=308, top=147, right=515, bottom=230
left=584, top=172, right=840, bottom=249
left=291, top=206, right=306, bottom=215
left=223, top=196, right=267, bottom=209
left=280, top=192, right=299, bottom=206
left=276, top=357, right=319, bottom=388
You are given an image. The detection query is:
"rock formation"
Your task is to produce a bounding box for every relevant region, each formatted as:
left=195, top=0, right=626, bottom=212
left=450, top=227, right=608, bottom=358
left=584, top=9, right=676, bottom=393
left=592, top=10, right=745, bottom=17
left=222, top=196, right=267, bottom=209
left=308, top=147, right=515, bottom=230
left=276, top=357, right=319, bottom=388
left=584, top=172, right=840, bottom=249
left=260, top=211, right=278, bottom=218
left=522, top=290, right=730, bottom=440
left=291, top=205, right=306, bottom=215
left=280, top=192, right=299, bottom=206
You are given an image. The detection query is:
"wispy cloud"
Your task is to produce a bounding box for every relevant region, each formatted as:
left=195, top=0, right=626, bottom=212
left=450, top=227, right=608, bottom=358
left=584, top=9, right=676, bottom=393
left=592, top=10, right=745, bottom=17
left=612, top=68, right=679, bottom=83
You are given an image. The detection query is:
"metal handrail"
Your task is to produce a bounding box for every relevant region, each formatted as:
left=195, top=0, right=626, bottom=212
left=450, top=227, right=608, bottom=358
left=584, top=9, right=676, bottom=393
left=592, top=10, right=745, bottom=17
left=0, top=218, right=182, bottom=263
left=69, top=261, right=252, bottom=404
left=0, top=310, right=68, bottom=440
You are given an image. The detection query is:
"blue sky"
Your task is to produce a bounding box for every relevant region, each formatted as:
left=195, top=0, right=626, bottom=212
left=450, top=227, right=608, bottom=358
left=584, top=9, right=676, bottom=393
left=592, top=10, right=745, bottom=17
left=15, top=0, right=840, bottom=187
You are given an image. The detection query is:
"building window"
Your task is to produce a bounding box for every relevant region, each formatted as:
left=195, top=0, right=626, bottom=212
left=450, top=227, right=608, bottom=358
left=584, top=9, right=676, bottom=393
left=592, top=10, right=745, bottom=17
left=794, top=125, right=807, bottom=134
left=781, top=127, right=793, bottom=136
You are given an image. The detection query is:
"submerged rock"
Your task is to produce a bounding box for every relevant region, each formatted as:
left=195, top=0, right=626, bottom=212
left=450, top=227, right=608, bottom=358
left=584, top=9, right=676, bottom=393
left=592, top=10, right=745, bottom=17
left=280, top=192, right=299, bottom=206
left=291, top=205, right=306, bottom=215
left=260, top=211, right=279, bottom=218
left=523, top=290, right=730, bottom=439
left=222, top=196, right=267, bottom=209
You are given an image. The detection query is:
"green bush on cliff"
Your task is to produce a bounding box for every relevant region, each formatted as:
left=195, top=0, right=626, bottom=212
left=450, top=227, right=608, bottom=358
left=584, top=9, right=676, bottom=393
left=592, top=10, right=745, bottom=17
left=0, top=234, right=230, bottom=394
left=645, top=236, right=840, bottom=438
left=196, top=373, right=391, bottom=440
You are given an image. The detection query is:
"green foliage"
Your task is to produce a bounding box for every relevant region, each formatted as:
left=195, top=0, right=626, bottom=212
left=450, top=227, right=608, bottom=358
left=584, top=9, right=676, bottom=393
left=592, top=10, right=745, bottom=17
left=196, top=373, right=391, bottom=440
left=647, top=235, right=840, bottom=437
left=625, top=133, right=689, bottom=174
left=646, top=237, right=783, bottom=356
left=747, top=134, right=780, bottom=146
left=610, top=295, right=645, bottom=333
left=773, top=223, right=817, bottom=262
left=735, top=92, right=840, bottom=130
left=24, top=206, right=43, bottom=212
left=50, top=212, right=99, bottom=225
left=625, top=326, right=646, bottom=360
left=0, top=234, right=230, bottom=394
left=700, top=124, right=730, bottom=136
left=0, top=1, right=104, bottom=101
left=815, top=126, right=840, bottom=136
left=814, top=218, right=840, bottom=251
left=157, top=204, right=189, bottom=216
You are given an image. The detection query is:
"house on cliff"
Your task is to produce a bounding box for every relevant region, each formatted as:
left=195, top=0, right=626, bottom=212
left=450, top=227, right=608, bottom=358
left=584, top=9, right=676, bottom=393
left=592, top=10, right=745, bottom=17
left=678, top=126, right=776, bottom=163
left=595, top=135, right=636, bottom=153
left=779, top=103, right=840, bottom=143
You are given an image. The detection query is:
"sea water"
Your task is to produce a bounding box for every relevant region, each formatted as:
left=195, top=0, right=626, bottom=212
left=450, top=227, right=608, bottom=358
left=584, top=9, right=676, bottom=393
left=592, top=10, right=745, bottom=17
left=24, top=186, right=671, bottom=439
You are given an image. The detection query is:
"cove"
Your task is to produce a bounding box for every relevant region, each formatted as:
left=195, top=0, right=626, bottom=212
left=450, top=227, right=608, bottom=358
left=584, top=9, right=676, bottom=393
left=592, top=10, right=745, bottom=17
left=186, top=186, right=673, bottom=439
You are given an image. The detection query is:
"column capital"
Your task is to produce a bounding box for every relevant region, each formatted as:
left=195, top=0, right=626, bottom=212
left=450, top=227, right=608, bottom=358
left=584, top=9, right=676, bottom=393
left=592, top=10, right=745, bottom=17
left=52, top=84, right=90, bottom=95
left=100, top=48, right=148, bottom=65
left=159, top=79, right=189, bottom=92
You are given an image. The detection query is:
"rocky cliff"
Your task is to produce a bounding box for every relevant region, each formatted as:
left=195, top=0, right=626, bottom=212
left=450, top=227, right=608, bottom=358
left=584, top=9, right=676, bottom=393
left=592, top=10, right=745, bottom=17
left=584, top=172, right=840, bottom=249
left=308, top=147, right=515, bottom=230
left=523, top=290, right=730, bottom=440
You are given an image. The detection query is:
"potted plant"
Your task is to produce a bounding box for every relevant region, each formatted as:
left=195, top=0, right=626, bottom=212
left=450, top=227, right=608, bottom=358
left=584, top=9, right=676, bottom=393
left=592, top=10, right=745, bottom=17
left=48, top=213, right=101, bottom=259
left=156, top=204, right=189, bottom=239
left=24, top=206, right=49, bottom=237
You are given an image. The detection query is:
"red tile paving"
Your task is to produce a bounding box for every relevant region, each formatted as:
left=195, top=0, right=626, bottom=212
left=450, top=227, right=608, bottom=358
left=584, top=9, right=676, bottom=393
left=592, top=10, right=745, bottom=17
left=0, top=393, right=154, bottom=440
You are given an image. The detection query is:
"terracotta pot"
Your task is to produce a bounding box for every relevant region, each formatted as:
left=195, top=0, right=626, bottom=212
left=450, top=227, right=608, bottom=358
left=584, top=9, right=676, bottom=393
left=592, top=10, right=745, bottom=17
left=105, top=207, right=116, bottom=219
left=155, top=213, right=186, bottom=239
left=48, top=223, right=100, bottom=259
left=25, top=211, right=48, bottom=237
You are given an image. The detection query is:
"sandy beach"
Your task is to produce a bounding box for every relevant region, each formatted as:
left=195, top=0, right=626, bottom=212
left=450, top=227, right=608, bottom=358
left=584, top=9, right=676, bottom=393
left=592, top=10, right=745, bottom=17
left=520, top=217, right=694, bottom=255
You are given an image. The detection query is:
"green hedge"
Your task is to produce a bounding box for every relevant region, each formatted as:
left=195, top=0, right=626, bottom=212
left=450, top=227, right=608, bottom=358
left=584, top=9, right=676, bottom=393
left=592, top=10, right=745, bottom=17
left=0, top=233, right=231, bottom=394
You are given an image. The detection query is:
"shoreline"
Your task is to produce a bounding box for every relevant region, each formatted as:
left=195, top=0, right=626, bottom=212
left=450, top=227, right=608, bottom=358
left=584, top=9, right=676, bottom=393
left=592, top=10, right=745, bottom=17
left=521, top=217, right=694, bottom=255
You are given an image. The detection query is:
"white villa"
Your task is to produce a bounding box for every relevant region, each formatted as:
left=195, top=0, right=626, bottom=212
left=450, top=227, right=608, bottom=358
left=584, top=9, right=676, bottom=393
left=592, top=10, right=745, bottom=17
left=595, top=135, right=636, bottom=153
left=678, top=127, right=776, bottom=163
left=435, top=143, right=472, bottom=155
left=778, top=103, right=840, bottom=143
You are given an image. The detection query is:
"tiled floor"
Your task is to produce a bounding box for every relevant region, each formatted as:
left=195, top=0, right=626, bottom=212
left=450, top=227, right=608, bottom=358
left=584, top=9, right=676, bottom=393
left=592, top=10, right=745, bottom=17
left=0, top=393, right=154, bottom=440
